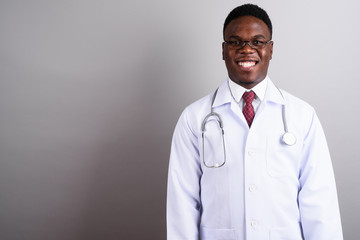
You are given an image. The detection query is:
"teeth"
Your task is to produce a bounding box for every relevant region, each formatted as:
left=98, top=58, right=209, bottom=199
left=238, top=61, right=256, bottom=67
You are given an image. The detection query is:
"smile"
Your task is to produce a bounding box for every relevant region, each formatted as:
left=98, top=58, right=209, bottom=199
left=237, top=60, right=258, bottom=71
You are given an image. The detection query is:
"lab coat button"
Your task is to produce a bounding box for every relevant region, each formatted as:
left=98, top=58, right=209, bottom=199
left=250, top=220, right=259, bottom=229
left=249, top=185, right=257, bottom=192
left=248, top=150, right=255, bottom=156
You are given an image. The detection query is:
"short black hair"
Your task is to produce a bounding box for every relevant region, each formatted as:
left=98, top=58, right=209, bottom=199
left=223, top=4, right=272, bottom=39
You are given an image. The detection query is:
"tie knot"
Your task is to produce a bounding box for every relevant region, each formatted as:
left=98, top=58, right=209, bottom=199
left=242, top=91, right=255, bottom=104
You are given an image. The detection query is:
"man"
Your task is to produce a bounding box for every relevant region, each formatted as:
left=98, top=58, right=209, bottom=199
left=167, top=4, right=343, bottom=240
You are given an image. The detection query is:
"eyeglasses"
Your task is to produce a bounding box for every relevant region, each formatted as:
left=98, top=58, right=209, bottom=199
left=223, top=39, right=272, bottom=49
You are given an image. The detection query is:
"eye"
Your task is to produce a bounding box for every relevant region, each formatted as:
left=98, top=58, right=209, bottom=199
left=228, top=41, right=241, bottom=46
left=252, top=40, right=265, bottom=46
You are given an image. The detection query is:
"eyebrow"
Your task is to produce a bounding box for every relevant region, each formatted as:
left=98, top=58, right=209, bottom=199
left=227, top=34, right=267, bottom=40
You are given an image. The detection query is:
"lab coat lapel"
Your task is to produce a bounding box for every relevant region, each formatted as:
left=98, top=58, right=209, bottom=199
left=212, top=80, right=231, bottom=108
left=263, top=79, right=285, bottom=105
left=212, top=80, right=248, bottom=126
left=252, top=79, right=285, bottom=128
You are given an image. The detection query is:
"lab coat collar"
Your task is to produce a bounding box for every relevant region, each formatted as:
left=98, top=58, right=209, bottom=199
left=264, top=78, right=285, bottom=105
left=228, top=77, right=268, bottom=102
left=212, top=76, right=285, bottom=108
left=212, top=79, right=232, bottom=108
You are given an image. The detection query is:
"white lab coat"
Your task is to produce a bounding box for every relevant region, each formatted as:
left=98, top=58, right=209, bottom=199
left=167, top=78, right=343, bottom=240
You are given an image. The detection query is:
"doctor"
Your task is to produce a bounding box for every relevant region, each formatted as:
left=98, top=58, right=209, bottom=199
left=167, top=4, right=343, bottom=240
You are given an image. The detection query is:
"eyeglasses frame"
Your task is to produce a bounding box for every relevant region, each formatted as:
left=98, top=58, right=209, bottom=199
left=223, top=39, right=272, bottom=49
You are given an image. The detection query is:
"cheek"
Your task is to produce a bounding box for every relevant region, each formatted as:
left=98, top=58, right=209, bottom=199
left=260, top=49, right=272, bottom=61
left=223, top=51, right=231, bottom=65
left=224, top=51, right=236, bottom=64
left=223, top=50, right=229, bottom=60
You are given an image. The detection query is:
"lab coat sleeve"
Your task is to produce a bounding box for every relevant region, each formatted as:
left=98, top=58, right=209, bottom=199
left=167, top=107, right=202, bottom=240
left=298, top=109, right=343, bottom=240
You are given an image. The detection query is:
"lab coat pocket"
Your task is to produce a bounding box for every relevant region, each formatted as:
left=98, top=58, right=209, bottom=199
left=200, top=225, right=236, bottom=240
left=266, top=136, right=301, bottom=178
left=269, top=226, right=303, bottom=240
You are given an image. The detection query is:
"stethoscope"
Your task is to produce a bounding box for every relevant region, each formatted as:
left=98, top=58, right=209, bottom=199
left=201, top=85, right=297, bottom=168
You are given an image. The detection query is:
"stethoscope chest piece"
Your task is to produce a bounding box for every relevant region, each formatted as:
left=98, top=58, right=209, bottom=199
left=282, top=132, right=296, bottom=146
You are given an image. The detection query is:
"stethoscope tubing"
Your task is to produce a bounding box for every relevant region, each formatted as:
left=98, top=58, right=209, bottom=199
left=201, top=86, right=296, bottom=168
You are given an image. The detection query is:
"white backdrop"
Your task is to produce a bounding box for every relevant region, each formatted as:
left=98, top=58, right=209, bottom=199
left=0, top=0, right=359, bottom=239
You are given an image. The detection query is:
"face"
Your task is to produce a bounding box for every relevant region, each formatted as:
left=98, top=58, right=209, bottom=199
left=222, top=16, right=273, bottom=89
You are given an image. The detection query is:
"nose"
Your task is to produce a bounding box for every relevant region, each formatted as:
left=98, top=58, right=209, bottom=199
left=239, top=42, right=255, bottom=54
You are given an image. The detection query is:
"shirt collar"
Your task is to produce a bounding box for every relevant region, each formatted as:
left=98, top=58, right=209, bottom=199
left=212, top=76, right=284, bottom=108
left=228, top=76, right=268, bottom=102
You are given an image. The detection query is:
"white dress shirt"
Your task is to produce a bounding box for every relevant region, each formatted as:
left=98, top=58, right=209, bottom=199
left=228, top=76, right=268, bottom=113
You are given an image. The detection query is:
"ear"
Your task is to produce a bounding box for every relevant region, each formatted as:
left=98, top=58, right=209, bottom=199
left=222, top=42, right=225, bottom=60
left=269, top=41, right=274, bottom=60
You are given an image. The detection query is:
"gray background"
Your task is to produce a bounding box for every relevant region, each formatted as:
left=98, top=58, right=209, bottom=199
left=0, top=0, right=358, bottom=239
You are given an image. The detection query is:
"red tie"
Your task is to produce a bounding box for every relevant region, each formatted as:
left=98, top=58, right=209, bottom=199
left=242, top=91, right=255, bottom=127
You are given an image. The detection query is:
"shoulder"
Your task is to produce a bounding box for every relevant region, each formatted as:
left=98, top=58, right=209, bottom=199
left=279, top=89, right=323, bottom=138
left=185, top=93, right=213, bottom=115
left=175, top=87, right=226, bottom=139
left=267, top=78, right=317, bottom=124
left=280, top=89, right=315, bottom=113
left=179, top=92, right=214, bottom=127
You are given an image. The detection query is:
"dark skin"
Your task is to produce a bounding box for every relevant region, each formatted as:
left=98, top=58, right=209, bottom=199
left=222, top=16, right=273, bottom=89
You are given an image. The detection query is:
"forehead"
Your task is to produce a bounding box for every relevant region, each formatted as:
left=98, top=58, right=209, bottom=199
left=224, top=16, right=270, bottom=39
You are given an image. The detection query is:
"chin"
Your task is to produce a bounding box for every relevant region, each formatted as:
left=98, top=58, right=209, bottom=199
left=232, top=75, right=263, bottom=88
